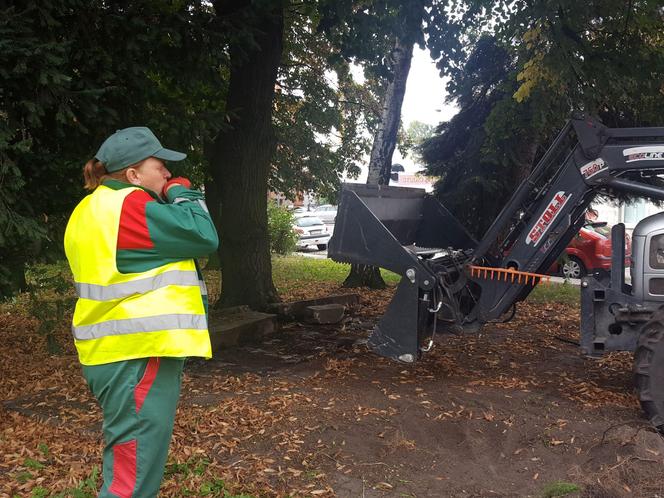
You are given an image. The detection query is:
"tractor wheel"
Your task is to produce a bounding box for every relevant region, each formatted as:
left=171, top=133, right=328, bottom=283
left=634, top=312, right=664, bottom=433
left=561, top=256, right=586, bottom=279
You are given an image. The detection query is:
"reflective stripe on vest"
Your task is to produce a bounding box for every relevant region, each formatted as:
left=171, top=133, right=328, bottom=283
left=75, top=270, right=200, bottom=301
left=73, top=313, right=207, bottom=340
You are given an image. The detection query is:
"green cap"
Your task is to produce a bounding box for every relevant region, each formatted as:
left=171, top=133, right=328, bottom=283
left=95, top=127, right=187, bottom=172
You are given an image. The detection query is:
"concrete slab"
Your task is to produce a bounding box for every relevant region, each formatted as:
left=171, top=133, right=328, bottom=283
left=208, top=306, right=277, bottom=350
left=304, top=303, right=346, bottom=324
left=268, top=294, right=359, bottom=320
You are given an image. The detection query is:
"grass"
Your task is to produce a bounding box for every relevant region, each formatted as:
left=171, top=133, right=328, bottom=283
left=203, top=254, right=403, bottom=300
left=12, top=458, right=255, bottom=498
left=527, top=281, right=580, bottom=305
left=271, top=255, right=400, bottom=288
left=540, top=481, right=580, bottom=497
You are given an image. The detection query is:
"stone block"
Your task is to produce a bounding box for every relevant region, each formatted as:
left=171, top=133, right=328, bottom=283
left=207, top=307, right=276, bottom=350
left=268, top=293, right=359, bottom=320
left=304, top=303, right=346, bottom=324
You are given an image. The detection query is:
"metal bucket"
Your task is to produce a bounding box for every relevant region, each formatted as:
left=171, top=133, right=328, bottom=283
left=328, top=184, right=476, bottom=361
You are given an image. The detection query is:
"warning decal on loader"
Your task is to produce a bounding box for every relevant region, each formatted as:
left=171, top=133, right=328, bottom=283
left=526, top=191, right=572, bottom=246
left=579, top=158, right=606, bottom=179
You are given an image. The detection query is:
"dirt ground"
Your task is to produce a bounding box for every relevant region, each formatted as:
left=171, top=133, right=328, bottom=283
left=2, top=286, right=664, bottom=497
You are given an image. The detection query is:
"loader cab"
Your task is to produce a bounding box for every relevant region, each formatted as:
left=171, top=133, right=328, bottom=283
left=631, top=212, right=664, bottom=302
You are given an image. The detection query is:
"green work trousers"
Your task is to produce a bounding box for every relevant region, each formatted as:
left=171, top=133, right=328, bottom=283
left=82, top=357, right=185, bottom=498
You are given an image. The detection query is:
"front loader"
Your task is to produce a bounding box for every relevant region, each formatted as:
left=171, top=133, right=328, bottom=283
left=329, top=115, right=664, bottom=431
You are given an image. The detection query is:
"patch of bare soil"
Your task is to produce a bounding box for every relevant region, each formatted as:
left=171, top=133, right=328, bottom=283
left=2, top=288, right=664, bottom=497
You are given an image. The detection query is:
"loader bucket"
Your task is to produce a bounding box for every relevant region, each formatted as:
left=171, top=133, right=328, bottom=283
left=328, top=184, right=476, bottom=361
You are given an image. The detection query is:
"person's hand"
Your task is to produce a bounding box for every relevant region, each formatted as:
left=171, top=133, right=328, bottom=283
left=163, top=177, right=192, bottom=196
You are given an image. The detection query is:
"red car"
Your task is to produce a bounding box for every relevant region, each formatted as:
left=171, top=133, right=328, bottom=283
left=549, top=223, right=632, bottom=279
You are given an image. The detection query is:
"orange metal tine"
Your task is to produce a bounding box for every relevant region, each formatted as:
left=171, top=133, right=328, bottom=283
left=468, top=265, right=549, bottom=285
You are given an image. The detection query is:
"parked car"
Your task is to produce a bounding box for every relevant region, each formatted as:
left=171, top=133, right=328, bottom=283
left=311, top=204, right=337, bottom=224
left=290, top=206, right=309, bottom=215
left=549, top=222, right=632, bottom=278
left=293, top=216, right=331, bottom=250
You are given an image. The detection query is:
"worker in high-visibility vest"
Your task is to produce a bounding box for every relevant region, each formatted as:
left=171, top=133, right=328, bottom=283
left=64, top=127, right=218, bottom=497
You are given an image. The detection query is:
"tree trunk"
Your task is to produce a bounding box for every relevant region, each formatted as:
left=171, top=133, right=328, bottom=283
left=0, top=253, right=27, bottom=299
left=511, top=135, right=541, bottom=183
left=366, top=36, right=415, bottom=186
left=203, top=178, right=221, bottom=271
left=344, top=35, right=415, bottom=289
left=209, top=1, right=283, bottom=310
left=343, top=264, right=386, bottom=289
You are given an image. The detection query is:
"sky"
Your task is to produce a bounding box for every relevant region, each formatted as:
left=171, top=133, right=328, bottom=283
left=401, top=47, right=458, bottom=128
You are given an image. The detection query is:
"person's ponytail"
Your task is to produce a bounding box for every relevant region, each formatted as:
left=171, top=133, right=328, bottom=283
left=83, top=159, right=107, bottom=190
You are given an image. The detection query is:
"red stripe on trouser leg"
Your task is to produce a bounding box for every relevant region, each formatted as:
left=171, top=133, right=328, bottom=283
left=134, top=357, right=160, bottom=413
left=108, top=439, right=137, bottom=498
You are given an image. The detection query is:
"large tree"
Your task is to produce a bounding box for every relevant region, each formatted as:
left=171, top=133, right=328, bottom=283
left=208, top=0, right=378, bottom=309
left=210, top=0, right=285, bottom=309
left=271, top=2, right=371, bottom=202
left=1, top=0, right=374, bottom=304
left=0, top=1, right=228, bottom=297
left=421, top=0, right=664, bottom=237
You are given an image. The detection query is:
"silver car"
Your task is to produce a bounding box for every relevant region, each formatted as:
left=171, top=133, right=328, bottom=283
left=311, top=204, right=337, bottom=224
left=293, top=216, right=331, bottom=250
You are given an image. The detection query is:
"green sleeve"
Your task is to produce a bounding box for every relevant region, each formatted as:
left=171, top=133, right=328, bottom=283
left=144, top=185, right=219, bottom=258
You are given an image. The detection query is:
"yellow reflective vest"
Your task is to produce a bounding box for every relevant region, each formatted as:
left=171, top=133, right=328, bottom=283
left=64, top=185, right=212, bottom=365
